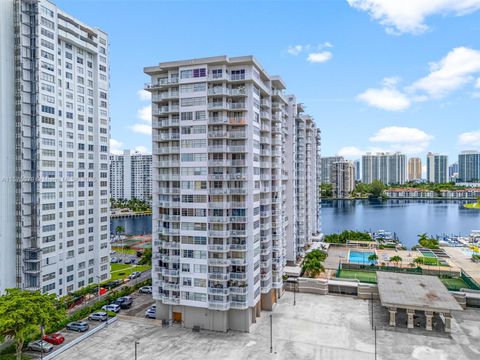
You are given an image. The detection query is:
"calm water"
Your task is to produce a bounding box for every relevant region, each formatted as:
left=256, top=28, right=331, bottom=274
left=321, top=199, right=480, bottom=249
left=111, top=215, right=152, bottom=235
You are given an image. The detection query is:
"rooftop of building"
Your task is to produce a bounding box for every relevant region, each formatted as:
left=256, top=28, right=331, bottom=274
left=377, top=272, right=463, bottom=312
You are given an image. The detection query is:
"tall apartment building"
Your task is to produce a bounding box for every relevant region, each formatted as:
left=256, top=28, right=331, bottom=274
left=331, top=160, right=355, bottom=198
left=110, top=149, right=152, bottom=203
left=449, top=162, right=459, bottom=181
left=320, top=156, right=344, bottom=184
left=458, top=151, right=480, bottom=182
left=426, top=152, right=448, bottom=184
left=0, top=0, right=110, bottom=295
left=362, top=152, right=406, bottom=185
left=354, top=160, right=361, bottom=182
left=145, top=56, right=320, bottom=332
left=408, top=157, right=422, bottom=181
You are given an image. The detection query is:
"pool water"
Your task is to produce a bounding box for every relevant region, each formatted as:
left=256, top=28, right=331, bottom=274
left=349, top=251, right=376, bottom=264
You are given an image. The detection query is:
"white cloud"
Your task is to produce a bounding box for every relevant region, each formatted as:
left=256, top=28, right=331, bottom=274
left=307, top=51, right=333, bottom=63
left=458, top=130, right=480, bottom=148
left=130, top=123, right=152, bottom=135
left=322, top=42, right=333, bottom=48
left=137, top=105, right=152, bottom=123
left=475, top=78, right=480, bottom=88
left=110, top=138, right=124, bottom=155
left=287, top=45, right=304, bottom=56
left=369, top=126, right=433, bottom=154
left=409, top=47, right=480, bottom=98
left=337, top=146, right=365, bottom=158
left=133, top=145, right=150, bottom=154
left=137, top=89, right=151, bottom=101
left=347, top=0, right=480, bottom=35
left=357, top=77, right=411, bottom=111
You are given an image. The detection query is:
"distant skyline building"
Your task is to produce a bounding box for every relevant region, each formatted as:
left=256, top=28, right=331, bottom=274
left=407, top=157, right=422, bottom=181
left=458, top=150, right=480, bottom=183
left=331, top=160, right=355, bottom=198
left=362, top=152, right=406, bottom=185
left=354, top=160, right=361, bottom=182
left=145, top=56, right=320, bottom=332
left=448, top=162, right=459, bottom=182
left=0, top=0, right=110, bottom=294
left=426, top=152, right=448, bottom=184
left=320, top=156, right=344, bottom=184
left=110, top=149, right=152, bottom=204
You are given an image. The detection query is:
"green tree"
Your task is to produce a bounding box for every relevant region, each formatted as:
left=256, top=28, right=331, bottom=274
left=138, top=248, right=152, bottom=266
left=115, top=225, right=125, bottom=237
left=370, top=179, right=385, bottom=198
left=0, top=289, right=66, bottom=360
left=389, top=255, right=402, bottom=266
left=368, top=253, right=378, bottom=264
left=320, top=183, right=333, bottom=198
left=302, top=258, right=325, bottom=278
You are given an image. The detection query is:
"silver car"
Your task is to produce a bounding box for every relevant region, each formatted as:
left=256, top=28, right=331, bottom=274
left=145, top=307, right=156, bottom=319
left=27, top=340, right=54, bottom=353
left=89, top=311, right=108, bottom=321
left=139, top=286, right=152, bottom=294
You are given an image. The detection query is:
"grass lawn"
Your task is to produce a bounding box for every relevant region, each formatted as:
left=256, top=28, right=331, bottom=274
left=337, top=270, right=377, bottom=283
left=110, top=263, right=151, bottom=281
left=464, top=202, right=480, bottom=209
left=440, top=277, right=469, bottom=291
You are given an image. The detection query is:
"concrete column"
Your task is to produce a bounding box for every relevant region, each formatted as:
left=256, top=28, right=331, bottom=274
left=406, top=309, right=415, bottom=329
left=443, top=313, right=452, bottom=333
left=388, top=307, right=397, bottom=327
left=425, top=311, right=434, bottom=331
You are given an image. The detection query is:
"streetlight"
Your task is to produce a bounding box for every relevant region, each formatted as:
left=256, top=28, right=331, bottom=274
left=135, top=340, right=140, bottom=360
left=269, top=314, right=273, bottom=353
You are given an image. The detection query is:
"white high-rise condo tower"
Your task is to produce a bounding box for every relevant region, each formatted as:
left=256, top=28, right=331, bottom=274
left=145, top=56, right=321, bottom=332
left=0, top=0, right=110, bottom=295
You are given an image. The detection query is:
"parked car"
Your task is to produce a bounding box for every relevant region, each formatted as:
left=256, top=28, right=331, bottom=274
left=66, top=321, right=89, bottom=332
left=101, top=304, right=121, bottom=313
left=139, top=286, right=152, bottom=294
left=105, top=279, right=123, bottom=290
left=145, top=307, right=156, bottom=319
left=27, top=340, right=54, bottom=353
left=89, top=311, right=108, bottom=321
left=129, top=271, right=141, bottom=279
left=114, top=296, right=133, bottom=309
left=110, top=257, right=120, bottom=263
left=42, top=333, right=65, bottom=345
left=124, top=258, right=136, bottom=264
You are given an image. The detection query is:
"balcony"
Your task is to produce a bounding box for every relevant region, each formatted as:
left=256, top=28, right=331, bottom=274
left=229, top=145, right=247, bottom=153
left=229, top=216, right=246, bottom=223
left=230, top=286, right=248, bottom=295
left=208, top=244, right=229, bottom=251
left=208, top=116, right=229, bottom=124
left=229, top=131, right=247, bottom=139
left=230, top=229, right=246, bottom=236
left=228, top=117, right=246, bottom=125
left=230, top=258, right=247, bottom=266
left=208, top=131, right=228, bottom=139
left=208, top=230, right=229, bottom=237
left=208, top=87, right=229, bottom=96
left=208, top=287, right=230, bottom=295
left=230, top=301, right=248, bottom=310
left=208, top=258, right=230, bottom=266
left=208, top=188, right=229, bottom=195
left=208, top=145, right=229, bottom=153
left=208, top=102, right=228, bottom=110
left=229, top=102, right=246, bottom=110
left=208, top=301, right=230, bottom=311
left=229, top=244, right=246, bottom=251
left=260, top=111, right=271, bottom=120
left=208, top=216, right=230, bottom=223
left=162, top=296, right=180, bottom=305
left=162, top=282, right=180, bottom=291
left=208, top=273, right=229, bottom=281
left=162, top=269, right=180, bottom=277
left=161, top=255, right=180, bottom=263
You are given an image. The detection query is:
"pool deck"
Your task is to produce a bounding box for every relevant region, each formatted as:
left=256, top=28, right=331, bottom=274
left=442, top=247, right=480, bottom=284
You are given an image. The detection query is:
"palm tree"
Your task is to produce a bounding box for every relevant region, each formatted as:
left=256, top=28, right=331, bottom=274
left=389, top=255, right=402, bottom=267
left=302, top=258, right=325, bottom=278
left=413, top=257, right=424, bottom=266
left=368, top=253, right=378, bottom=265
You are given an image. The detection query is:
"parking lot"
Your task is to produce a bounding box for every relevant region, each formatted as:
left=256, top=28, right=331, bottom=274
left=24, top=291, right=154, bottom=359
left=52, top=292, right=480, bottom=360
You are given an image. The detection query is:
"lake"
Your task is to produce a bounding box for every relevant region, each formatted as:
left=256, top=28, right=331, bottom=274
left=321, top=199, right=480, bottom=249
left=111, top=215, right=152, bottom=235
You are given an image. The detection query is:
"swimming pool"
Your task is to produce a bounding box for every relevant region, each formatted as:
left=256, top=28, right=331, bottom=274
left=348, top=251, right=376, bottom=264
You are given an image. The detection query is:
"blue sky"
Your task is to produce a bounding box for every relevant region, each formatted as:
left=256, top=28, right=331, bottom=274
left=56, top=0, right=480, bottom=164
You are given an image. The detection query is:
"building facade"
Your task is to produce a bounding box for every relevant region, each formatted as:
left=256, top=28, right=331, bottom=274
left=145, top=56, right=320, bottom=332
left=458, top=151, right=480, bottom=183
left=426, top=152, right=448, bottom=184
left=110, top=149, right=152, bottom=203
left=320, top=156, right=344, bottom=184
left=0, top=0, right=110, bottom=295
left=449, top=162, right=459, bottom=182
left=407, top=157, right=422, bottom=181
left=331, top=160, right=355, bottom=198
left=362, top=152, right=406, bottom=185
left=354, top=160, right=361, bottom=182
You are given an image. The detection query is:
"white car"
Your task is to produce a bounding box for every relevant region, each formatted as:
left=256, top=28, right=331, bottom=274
left=139, top=286, right=152, bottom=294
left=101, top=304, right=121, bottom=313
left=145, top=307, right=156, bottom=319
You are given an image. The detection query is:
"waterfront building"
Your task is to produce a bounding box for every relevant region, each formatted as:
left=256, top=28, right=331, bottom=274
left=407, top=157, right=422, bottom=181
left=354, top=160, right=361, bottom=182
left=426, top=152, right=448, bottom=184
left=449, top=162, right=459, bottom=182
left=145, top=56, right=320, bottom=332
left=320, top=156, right=344, bottom=184
left=458, top=150, right=480, bottom=183
left=0, top=0, right=110, bottom=294
left=361, top=152, right=406, bottom=185
left=110, top=149, right=152, bottom=204
left=331, top=160, right=355, bottom=198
